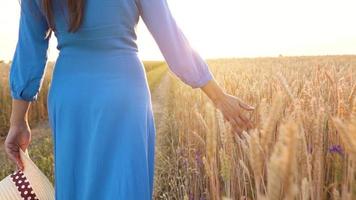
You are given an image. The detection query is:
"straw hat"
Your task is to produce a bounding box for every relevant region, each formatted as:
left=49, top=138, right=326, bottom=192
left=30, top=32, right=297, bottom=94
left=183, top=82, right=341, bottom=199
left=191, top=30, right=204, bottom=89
left=0, top=148, right=54, bottom=200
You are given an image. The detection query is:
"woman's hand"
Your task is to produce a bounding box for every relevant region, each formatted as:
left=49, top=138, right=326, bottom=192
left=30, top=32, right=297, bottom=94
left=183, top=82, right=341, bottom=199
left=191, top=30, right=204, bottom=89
left=5, top=123, right=31, bottom=171
left=200, top=78, right=255, bottom=134
left=212, top=93, right=254, bottom=134
left=6, top=99, right=32, bottom=170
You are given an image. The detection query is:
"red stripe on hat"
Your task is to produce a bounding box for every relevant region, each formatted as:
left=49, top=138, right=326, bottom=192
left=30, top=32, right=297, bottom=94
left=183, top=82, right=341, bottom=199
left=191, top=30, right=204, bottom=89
left=10, top=170, right=39, bottom=200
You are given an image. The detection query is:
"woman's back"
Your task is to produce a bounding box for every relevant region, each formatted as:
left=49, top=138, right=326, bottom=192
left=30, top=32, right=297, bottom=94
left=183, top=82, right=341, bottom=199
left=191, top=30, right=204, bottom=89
left=51, top=0, right=140, bottom=54
left=9, top=0, right=214, bottom=199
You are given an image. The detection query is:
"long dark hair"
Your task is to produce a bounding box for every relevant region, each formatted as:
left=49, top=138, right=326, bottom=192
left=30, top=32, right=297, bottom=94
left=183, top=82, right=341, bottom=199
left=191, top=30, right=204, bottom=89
left=42, top=0, right=85, bottom=33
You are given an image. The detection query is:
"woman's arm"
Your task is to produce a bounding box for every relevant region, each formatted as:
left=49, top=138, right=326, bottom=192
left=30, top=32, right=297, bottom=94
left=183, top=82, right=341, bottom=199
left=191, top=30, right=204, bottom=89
left=138, top=0, right=255, bottom=133
left=10, top=100, right=30, bottom=126
left=200, top=78, right=225, bottom=103
left=200, top=78, right=255, bottom=134
left=5, top=0, right=51, bottom=170
left=5, top=99, right=32, bottom=171
left=137, top=0, right=214, bottom=89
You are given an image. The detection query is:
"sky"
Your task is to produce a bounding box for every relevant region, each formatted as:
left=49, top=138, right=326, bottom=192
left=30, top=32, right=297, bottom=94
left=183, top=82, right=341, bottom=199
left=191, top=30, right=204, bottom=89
left=1, top=0, right=356, bottom=61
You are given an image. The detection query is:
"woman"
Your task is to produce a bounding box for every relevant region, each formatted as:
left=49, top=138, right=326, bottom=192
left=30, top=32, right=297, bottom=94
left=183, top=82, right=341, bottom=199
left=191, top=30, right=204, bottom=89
left=5, top=0, right=254, bottom=199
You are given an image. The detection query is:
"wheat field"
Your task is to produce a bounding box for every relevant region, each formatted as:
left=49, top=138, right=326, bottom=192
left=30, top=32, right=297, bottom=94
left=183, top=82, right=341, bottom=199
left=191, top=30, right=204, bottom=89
left=1, top=56, right=356, bottom=200
left=154, top=56, right=356, bottom=200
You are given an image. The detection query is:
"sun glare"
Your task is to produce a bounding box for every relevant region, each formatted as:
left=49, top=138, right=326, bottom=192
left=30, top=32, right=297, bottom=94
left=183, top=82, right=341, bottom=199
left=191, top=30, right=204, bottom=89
left=0, top=0, right=355, bottom=61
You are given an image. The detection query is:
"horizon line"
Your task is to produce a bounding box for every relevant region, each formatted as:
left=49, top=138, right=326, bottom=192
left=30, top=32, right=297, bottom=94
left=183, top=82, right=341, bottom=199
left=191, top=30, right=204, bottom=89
left=1, top=53, right=356, bottom=64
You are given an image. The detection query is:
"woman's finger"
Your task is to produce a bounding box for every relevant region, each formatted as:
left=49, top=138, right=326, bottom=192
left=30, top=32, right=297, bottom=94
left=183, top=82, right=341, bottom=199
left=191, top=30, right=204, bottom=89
left=238, top=100, right=255, bottom=111
left=228, top=103, right=251, bottom=129
left=226, top=115, right=244, bottom=134
left=5, top=143, right=24, bottom=170
left=232, top=123, right=243, bottom=135
left=238, top=113, right=253, bottom=129
left=227, top=117, right=238, bottom=129
left=234, top=116, right=247, bottom=130
left=226, top=115, right=237, bottom=128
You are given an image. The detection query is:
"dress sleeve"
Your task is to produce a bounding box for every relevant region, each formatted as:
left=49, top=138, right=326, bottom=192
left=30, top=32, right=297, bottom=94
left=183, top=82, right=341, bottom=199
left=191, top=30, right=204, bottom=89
left=9, top=0, right=51, bottom=102
left=137, top=0, right=214, bottom=89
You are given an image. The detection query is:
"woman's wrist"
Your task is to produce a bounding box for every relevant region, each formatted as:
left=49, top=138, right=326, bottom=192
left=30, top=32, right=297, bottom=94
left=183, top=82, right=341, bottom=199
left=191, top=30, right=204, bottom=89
left=10, top=99, right=30, bottom=127
left=10, top=119, right=29, bottom=127
left=200, top=78, right=226, bottom=104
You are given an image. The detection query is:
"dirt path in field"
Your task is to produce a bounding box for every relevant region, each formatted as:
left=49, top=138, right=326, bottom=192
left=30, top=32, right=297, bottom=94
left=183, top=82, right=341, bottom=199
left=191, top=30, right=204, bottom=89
left=151, top=72, right=172, bottom=136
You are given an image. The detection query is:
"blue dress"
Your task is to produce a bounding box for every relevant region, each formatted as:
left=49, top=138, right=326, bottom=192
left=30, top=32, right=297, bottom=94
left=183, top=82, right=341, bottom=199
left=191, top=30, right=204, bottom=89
left=9, top=0, right=214, bottom=199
